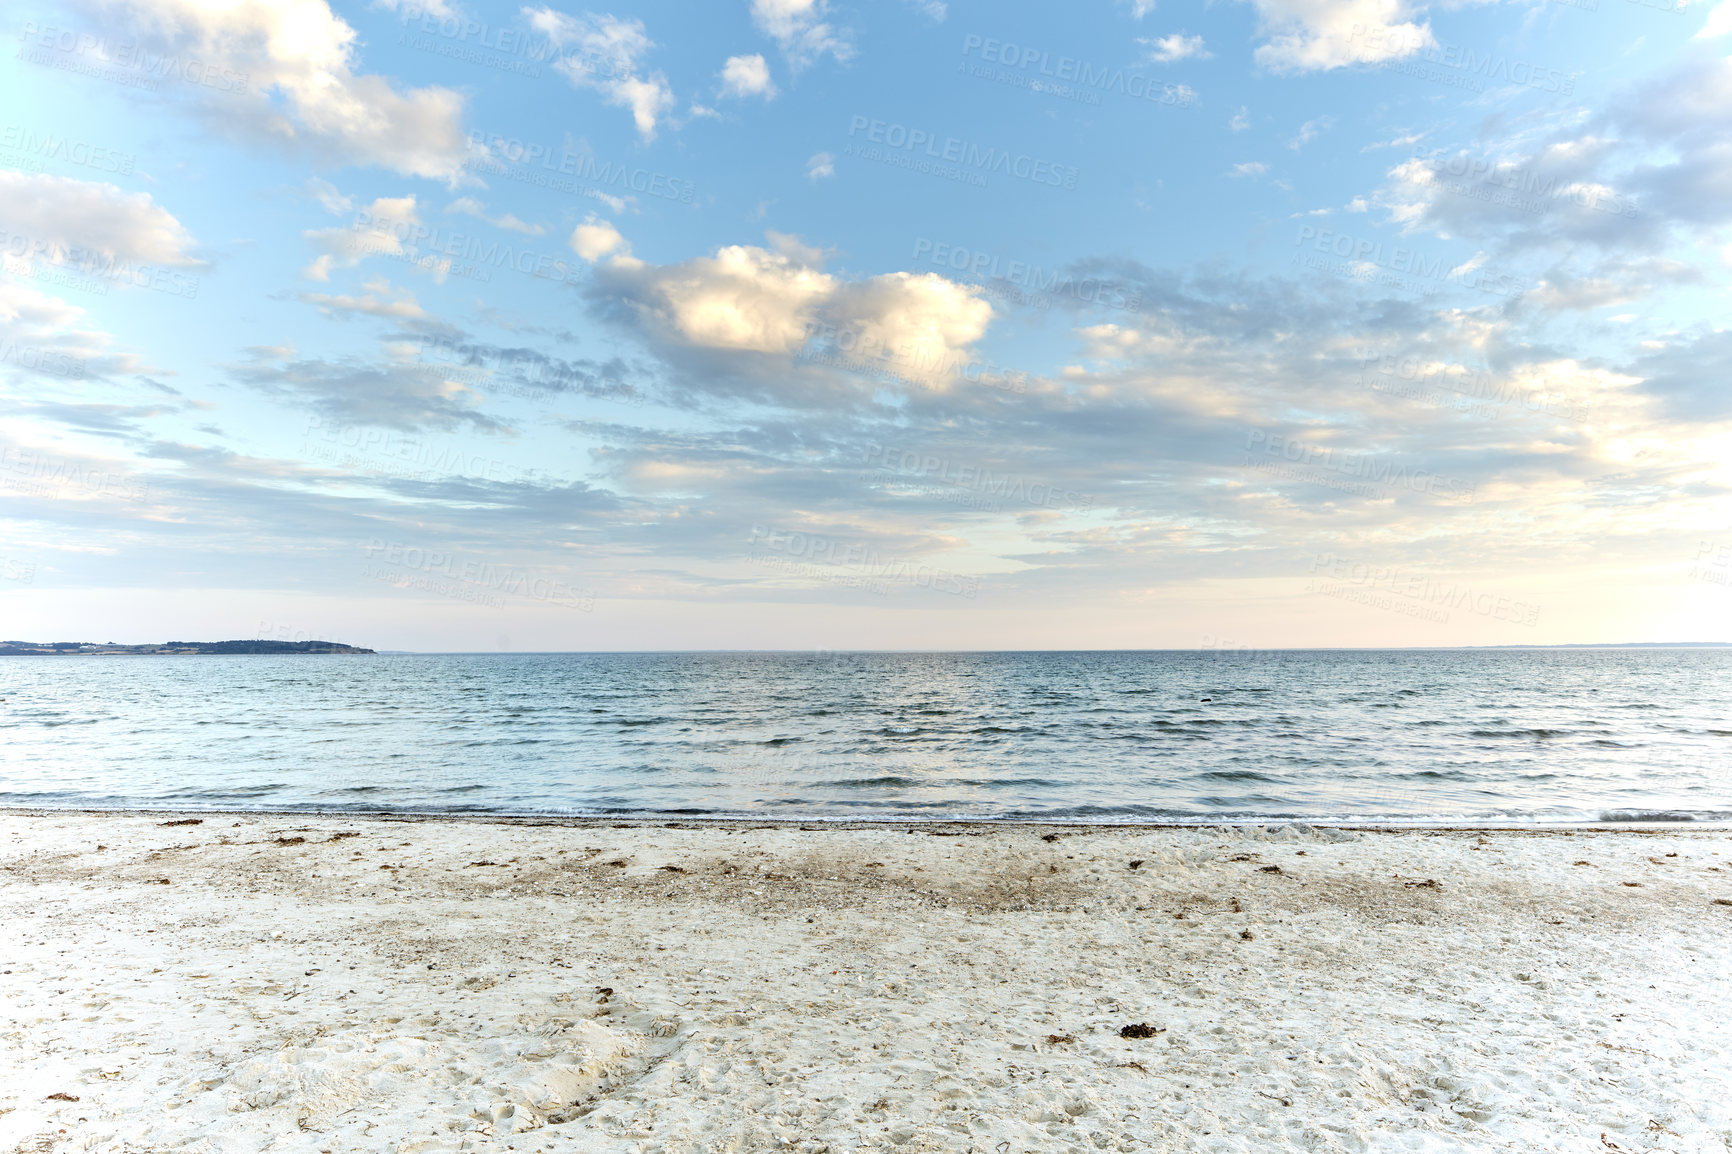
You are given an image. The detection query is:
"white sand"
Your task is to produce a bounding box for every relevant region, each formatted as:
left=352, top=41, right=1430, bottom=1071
left=2, top=812, right=1729, bottom=1154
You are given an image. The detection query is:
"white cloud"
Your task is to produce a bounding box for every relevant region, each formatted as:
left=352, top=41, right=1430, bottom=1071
left=444, top=197, right=545, bottom=235
left=570, top=216, right=630, bottom=262
left=0, top=280, right=146, bottom=379
left=750, top=0, right=854, bottom=71
left=300, top=279, right=428, bottom=319
left=1288, top=116, right=1333, bottom=150
left=523, top=7, right=676, bottom=140
left=1230, top=161, right=1269, bottom=178
left=0, top=171, right=202, bottom=273
left=590, top=235, right=992, bottom=392
left=905, top=0, right=947, bottom=21
left=1697, top=0, right=1732, bottom=37
left=302, top=195, right=444, bottom=282
left=719, top=53, right=778, bottom=99
left=77, top=0, right=475, bottom=180
left=1139, top=33, right=1210, bottom=62
left=1229, top=107, right=1250, bottom=132
left=305, top=177, right=354, bottom=216
left=806, top=152, right=835, bottom=181
left=372, top=0, right=458, bottom=20
left=1245, top=0, right=1434, bottom=74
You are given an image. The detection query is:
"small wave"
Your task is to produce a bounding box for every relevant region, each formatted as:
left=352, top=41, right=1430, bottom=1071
left=1468, top=728, right=1569, bottom=738
left=1194, top=770, right=1277, bottom=782
left=1598, top=811, right=1694, bottom=822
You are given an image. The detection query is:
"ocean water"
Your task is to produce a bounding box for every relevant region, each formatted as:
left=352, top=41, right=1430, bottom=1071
left=1, top=649, right=1728, bottom=824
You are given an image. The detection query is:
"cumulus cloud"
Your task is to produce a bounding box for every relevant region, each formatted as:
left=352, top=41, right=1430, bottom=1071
left=750, top=0, right=854, bottom=71
left=1245, top=0, right=1433, bottom=74
left=525, top=7, right=676, bottom=140
left=806, top=152, right=835, bottom=180
left=72, top=0, right=475, bottom=180
left=584, top=233, right=992, bottom=398
left=1230, top=162, right=1269, bottom=178
left=0, top=171, right=202, bottom=273
left=719, top=53, right=777, bottom=99
left=1139, top=34, right=1210, bottom=62
left=570, top=216, right=631, bottom=262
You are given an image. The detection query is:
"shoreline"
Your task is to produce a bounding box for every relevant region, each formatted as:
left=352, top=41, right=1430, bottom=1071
left=5, top=809, right=1730, bottom=1152
left=4, top=804, right=1727, bottom=832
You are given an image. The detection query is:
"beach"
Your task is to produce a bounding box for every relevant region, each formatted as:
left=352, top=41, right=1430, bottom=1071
left=2, top=811, right=1728, bottom=1154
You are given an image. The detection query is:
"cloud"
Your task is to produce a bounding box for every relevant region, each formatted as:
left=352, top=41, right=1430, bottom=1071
left=372, top=0, right=458, bottom=21
left=1698, top=0, right=1732, bottom=37
left=905, top=0, right=947, bottom=21
left=1139, top=33, right=1210, bottom=62
left=299, top=279, right=428, bottom=320
left=1229, top=107, right=1250, bottom=132
left=806, top=152, right=835, bottom=181
left=570, top=216, right=631, bottom=262
left=750, top=0, right=854, bottom=71
left=1229, top=161, right=1269, bottom=178
left=719, top=53, right=777, bottom=99
left=584, top=233, right=993, bottom=399
left=0, top=281, right=147, bottom=381
left=302, top=195, right=428, bottom=282
left=524, top=7, right=676, bottom=140
left=444, top=197, right=545, bottom=235
left=74, top=0, right=475, bottom=180
left=0, top=171, right=202, bottom=273
left=233, top=346, right=510, bottom=432
left=1289, top=116, right=1333, bottom=150
left=1245, top=0, right=1434, bottom=74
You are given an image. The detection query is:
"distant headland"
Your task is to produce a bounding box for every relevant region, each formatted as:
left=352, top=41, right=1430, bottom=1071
left=0, top=640, right=375, bottom=655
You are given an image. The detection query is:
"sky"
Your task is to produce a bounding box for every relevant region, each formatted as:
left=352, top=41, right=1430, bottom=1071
left=2, top=0, right=1731, bottom=651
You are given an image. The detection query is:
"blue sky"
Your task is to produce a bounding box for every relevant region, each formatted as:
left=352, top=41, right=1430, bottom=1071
left=3, top=0, right=1731, bottom=650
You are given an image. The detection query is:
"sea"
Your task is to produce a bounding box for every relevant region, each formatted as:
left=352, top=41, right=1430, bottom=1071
left=2, top=649, right=1728, bottom=825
